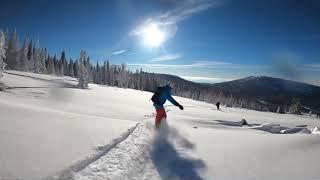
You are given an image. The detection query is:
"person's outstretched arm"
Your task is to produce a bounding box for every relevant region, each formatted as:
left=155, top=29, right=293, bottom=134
left=168, top=96, right=184, bottom=110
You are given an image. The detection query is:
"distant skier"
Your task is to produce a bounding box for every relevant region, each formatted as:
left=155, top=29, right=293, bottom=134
left=216, top=102, right=220, bottom=110
left=151, top=84, right=184, bottom=128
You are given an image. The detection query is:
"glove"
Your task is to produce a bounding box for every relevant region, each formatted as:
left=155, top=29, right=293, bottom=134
left=178, top=104, right=184, bottom=110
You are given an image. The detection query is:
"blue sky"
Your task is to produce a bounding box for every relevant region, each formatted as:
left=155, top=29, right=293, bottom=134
left=1, top=0, right=319, bottom=85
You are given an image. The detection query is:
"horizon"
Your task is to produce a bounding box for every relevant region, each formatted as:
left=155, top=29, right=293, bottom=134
left=145, top=72, right=320, bottom=87
left=1, top=0, right=319, bottom=85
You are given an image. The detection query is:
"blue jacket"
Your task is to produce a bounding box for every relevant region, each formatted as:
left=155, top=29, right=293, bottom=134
left=153, top=85, right=179, bottom=109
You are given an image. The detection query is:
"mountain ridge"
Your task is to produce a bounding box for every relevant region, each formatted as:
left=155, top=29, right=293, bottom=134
left=156, top=74, right=320, bottom=112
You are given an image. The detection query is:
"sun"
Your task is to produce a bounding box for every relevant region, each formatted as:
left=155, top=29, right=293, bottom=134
left=141, top=23, right=165, bottom=48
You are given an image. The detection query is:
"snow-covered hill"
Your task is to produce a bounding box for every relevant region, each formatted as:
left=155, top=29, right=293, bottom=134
left=210, top=76, right=320, bottom=111
left=1, top=71, right=320, bottom=180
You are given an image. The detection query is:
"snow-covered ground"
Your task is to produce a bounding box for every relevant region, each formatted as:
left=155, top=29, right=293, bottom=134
left=1, top=71, right=320, bottom=180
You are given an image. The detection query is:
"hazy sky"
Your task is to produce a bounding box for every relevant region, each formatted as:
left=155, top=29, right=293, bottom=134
left=1, top=0, right=319, bottom=84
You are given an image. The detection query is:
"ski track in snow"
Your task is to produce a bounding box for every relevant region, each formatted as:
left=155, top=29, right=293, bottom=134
left=48, top=124, right=139, bottom=180
left=72, top=120, right=206, bottom=180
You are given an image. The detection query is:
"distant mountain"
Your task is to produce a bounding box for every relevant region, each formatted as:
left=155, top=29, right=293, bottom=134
left=155, top=74, right=320, bottom=112
left=209, top=76, right=320, bottom=111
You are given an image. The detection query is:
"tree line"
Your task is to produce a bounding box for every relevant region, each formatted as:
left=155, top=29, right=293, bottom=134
left=0, top=30, right=163, bottom=90
left=1, top=30, right=78, bottom=77
left=0, top=30, right=314, bottom=116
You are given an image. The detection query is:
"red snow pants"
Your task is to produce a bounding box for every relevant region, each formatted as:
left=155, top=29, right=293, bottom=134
left=155, top=107, right=167, bottom=126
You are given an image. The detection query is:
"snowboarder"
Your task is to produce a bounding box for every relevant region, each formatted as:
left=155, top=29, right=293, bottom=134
left=151, top=84, right=184, bottom=128
left=216, top=102, right=220, bottom=110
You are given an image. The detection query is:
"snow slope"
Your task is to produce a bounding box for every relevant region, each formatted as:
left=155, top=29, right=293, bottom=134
left=1, top=71, right=320, bottom=180
left=0, top=71, right=141, bottom=179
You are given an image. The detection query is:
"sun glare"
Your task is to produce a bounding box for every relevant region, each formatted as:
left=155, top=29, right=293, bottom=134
left=141, top=23, right=165, bottom=48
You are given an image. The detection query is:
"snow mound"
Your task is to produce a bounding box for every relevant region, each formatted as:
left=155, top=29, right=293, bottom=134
left=312, top=127, right=320, bottom=134
left=251, top=123, right=312, bottom=134
left=281, top=127, right=311, bottom=134
left=214, top=119, right=249, bottom=127
left=252, top=123, right=283, bottom=133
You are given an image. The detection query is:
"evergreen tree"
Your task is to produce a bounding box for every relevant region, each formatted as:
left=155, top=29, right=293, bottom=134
left=85, top=56, right=92, bottom=82
left=60, top=51, right=67, bottom=76
left=39, top=48, right=47, bottom=73
left=5, top=30, right=19, bottom=69
left=77, top=50, right=89, bottom=88
left=16, top=38, right=29, bottom=71
left=30, top=45, right=36, bottom=72
left=73, top=60, right=79, bottom=78
left=57, top=59, right=62, bottom=76
left=53, top=54, right=60, bottom=75
left=113, top=65, right=118, bottom=87
left=57, top=53, right=63, bottom=76
left=34, top=47, right=41, bottom=73
left=47, top=55, right=55, bottom=74
left=0, top=30, right=6, bottom=79
left=288, top=98, right=302, bottom=115
left=94, top=61, right=100, bottom=84
left=69, top=58, right=74, bottom=77
left=32, top=47, right=42, bottom=73
left=106, top=60, right=111, bottom=85
left=44, top=48, right=48, bottom=71
left=27, top=40, right=33, bottom=61
left=29, top=40, right=43, bottom=73
left=28, top=44, right=35, bottom=71
left=102, top=61, right=106, bottom=85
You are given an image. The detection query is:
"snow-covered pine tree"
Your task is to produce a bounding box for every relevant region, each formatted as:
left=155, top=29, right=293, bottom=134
left=77, top=50, right=88, bottom=88
left=27, top=40, right=33, bottom=61
left=106, top=60, right=111, bottom=85
left=53, top=54, right=60, bottom=75
left=33, top=47, right=41, bottom=73
left=93, top=61, right=99, bottom=84
left=288, top=98, right=302, bottom=115
left=46, top=55, right=55, bottom=74
left=117, top=63, right=128, bottom=88
left=39, top=48, right=47, bottom=73
left=17, top=38, right=29, bottom=72
left=29, top=39, right=40, bottom=73
left=113, top=65, right=118, bottom=87
left=43, top=48, right=48, bottom=73
left=73, top=60, right=79, bottom=78
left=5, top=30, right=19, bottom=69
left=45, top=54, right=48, bottom=69
left=69, top=59, right=74, bottom=77
left=60, top=51, right=66, bottom=76
left=29, top=44, right=34, bottom=71
left=0, top=30, right=6, bottom=79
left=57, top=59, right=62, bottom=76
left=63, top=52, right=69, bottom=76
left=101, top=61, right=106, bottom=85
left=85, top=56, right=92, bottom=82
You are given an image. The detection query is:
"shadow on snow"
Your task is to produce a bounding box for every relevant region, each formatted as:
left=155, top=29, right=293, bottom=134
left=150, top=124, right=206, bottom=180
